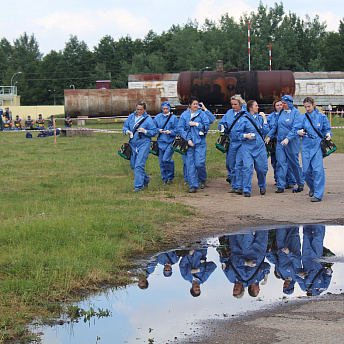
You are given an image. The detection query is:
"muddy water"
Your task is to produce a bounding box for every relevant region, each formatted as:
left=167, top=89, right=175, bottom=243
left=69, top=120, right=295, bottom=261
left=32, top=225, right=344, bottom=344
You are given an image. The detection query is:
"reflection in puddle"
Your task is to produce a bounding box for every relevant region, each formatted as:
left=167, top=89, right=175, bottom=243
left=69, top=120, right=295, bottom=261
left=33, top=225, right=344, bottom=344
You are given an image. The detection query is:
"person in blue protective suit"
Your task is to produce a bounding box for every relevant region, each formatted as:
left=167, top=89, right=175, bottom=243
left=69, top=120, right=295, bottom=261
left=123, top=101, right=157, bottom=192
left=177, top=96, right=210, bottom=193
left=296, top=225, right=333, bottom=296
left=266, top=95, right=305, bottom=194
left=266, top=226, right=302, bottom=295
left=179, top=248, right=217, bottom=297
left=267, top=99, right=296, bottom=187
left=24, top=116, right=34, bottom=130
left=153, top=101, right=179, bottom=185
left=236, top=100, right=269, bottom=197
left=218, top=94, right=247, bottom=194
left=294, top=97, right=333, bottom=202
left=14, top=115, right=22, bottom=130
left=222, top=231, right=270, bottom=298
left=157, top=250, right=180, bottom=277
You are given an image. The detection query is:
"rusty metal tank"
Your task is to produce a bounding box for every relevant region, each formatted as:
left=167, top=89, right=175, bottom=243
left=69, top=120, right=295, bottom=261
left=64, top=88, right=163, bottom=117
left=177, top=70, right=295, bottom=105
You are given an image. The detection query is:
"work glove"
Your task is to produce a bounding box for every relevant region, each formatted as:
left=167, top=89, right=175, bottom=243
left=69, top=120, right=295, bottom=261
left=126, top=130, right=133, bottom=139
left=326, top=133, right=332, bottom=141
left=220, top=125, right=225, bottom=133
left=243, top=133, right=255, bottom=140
left=297, top=129, right=306, bottom=136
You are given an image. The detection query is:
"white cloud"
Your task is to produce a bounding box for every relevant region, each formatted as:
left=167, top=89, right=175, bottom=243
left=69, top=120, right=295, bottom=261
left=317, top=11, right=342, bottom=32
left=195, top=0, right=254, bottom=24
left=33, top=8, right=150, bottom=36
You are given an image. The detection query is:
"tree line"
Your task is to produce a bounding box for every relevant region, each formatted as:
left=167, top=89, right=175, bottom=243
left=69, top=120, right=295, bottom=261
left=1, top=2, right=343, bottom=106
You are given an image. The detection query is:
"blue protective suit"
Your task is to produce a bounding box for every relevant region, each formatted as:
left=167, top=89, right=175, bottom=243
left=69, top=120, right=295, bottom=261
left=218, top=105, right=246, bottom=189
left=266, top=227, right=302, bottom=294
left=268, top=106, right=304, bottom=190
left=267, top=111, right=296, bottom=185
left=178, top=109, right=210, bottom=188
left=154, top=110, right=179, bottom=182
left=224, top=232, right=270, bottom=287
left=235, top=112, right=269, bottom=193
left=296, top=225, right=332, bottom=295
left=123, top=111, right=156, bottom=190
left=179, top=249, right=217, bottom=284
left=293, top=109, right=332, bottom=199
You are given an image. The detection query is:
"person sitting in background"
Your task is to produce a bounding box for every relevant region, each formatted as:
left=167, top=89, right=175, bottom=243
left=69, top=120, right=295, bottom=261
left=36, top=114, right=45, bottom=129
left=4, top=107, right=12, bottom=120
left=3, top=117, right=12, bottom=130
left=65, top=115, right=73, bottom=127
left=48, top=115, right=54, bottom=128
left=24, top=116, right=34, bottom=130
left=0, top=109, right=3, bottom=131
left=14, top=115, right=22, bottom=130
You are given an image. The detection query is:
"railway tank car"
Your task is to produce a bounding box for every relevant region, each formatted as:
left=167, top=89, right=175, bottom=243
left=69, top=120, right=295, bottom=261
left=177, top=70, right=295, bottom=108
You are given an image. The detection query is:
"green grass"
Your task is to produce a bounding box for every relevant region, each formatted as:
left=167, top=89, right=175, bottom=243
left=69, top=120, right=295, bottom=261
left=0, top=118, right=343, bottom=341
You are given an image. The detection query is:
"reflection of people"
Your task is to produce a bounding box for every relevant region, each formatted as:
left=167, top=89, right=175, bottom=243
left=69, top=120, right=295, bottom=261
left=222, top=231, right=270, bottom=298
left=266, top=95, right=304, bottom=194
left=266, top=226, right=302, bottom=294
left=157, top=251, right=180, bottom=277
left=138, top=260, right=158, bottom=290
left=153, top=102, right=178, bottom=185
left=123, top=101, right=157, bottom=191
left=179, top=249, right=217, bottom=297
left=218, top=94, right=246, bottom=193
left=296, top=225, right=333, bottom=296
left=294, top=97, right=333, bottom=202
left=236, top=100, right=269, bottom=197
left=177, top=97, right=212, bottom=193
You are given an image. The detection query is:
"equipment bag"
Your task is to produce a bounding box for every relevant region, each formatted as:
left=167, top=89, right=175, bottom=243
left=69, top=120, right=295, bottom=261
left=215, top=111, right=245, bottom=153
left=305, top=113, right=337, bottom=158
left=171, top=134, right=188, bottom=155
left=118, top=116, right=148, bottom=160
left=215, top=134, right=230, bottom=153
left=149, top=140, right=159, bottom=156
left=118, top=143, right=132, bottom=160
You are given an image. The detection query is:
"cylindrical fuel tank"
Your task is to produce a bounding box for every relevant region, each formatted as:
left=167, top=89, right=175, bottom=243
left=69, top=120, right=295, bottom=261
left=177, top=70, right=295, bottom=105
left=64, top=88, right=162, bottom=117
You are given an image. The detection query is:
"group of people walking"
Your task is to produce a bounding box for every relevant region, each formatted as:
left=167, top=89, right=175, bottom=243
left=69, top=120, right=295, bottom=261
left=122, top=95, right=333, bottom=202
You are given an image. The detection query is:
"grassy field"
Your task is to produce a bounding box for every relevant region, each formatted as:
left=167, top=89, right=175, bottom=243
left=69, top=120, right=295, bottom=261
left=0, top=117, right=343, bottom=342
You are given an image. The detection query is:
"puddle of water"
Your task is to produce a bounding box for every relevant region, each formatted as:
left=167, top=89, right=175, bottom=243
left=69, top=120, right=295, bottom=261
left=31, top=225, right=344, bottom=344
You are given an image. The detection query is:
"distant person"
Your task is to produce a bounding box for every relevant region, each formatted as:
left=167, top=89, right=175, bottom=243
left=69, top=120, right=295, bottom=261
left=4, top=107, right=12, bottom=120
left=14, top=115, right=22, bottom=130
left=65, top=115, right=73, bottom=128
left=0, top=108, right=3, bottom=131
left=24, top=116, right=34, bottom=130
left=138, top=260, right=158, bottom=290
left=36, top=114, right=45, bottom=129
left=123, top=101, right=157, bottom=191
left=327, top=103, right=332, bottom=113
left=153, top=102, right=178, bottom=185
left=48, top=115, right=54, bottom=128
left=3, top=117, right=12, bottom=130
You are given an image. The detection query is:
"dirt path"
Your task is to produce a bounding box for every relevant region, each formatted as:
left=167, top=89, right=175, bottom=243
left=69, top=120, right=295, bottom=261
left=164, top=153, right=344, bottom=244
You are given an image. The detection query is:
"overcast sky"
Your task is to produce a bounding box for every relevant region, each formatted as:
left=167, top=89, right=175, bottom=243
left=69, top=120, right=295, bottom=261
left=3, top=0, right=343, bottom=55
